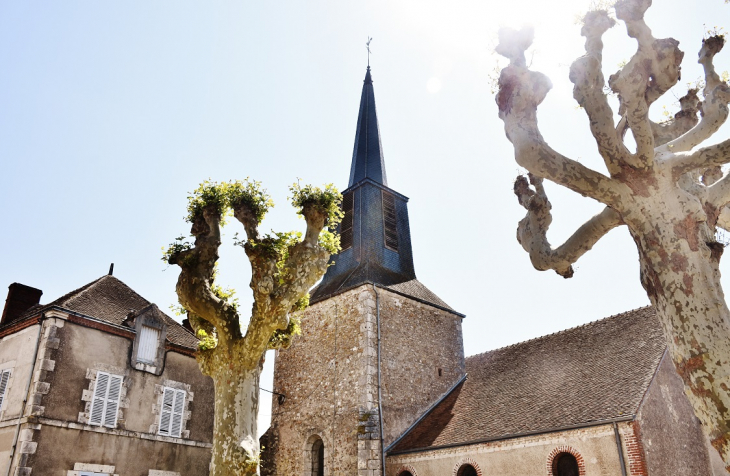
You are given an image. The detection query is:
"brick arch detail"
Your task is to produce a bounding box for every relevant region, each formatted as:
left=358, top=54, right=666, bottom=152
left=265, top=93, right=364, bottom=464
left=452, top=457, right=483, bottom=476
left=396, top=464, right=418, bottom=476
left=546, top=446, right=587, bottom=476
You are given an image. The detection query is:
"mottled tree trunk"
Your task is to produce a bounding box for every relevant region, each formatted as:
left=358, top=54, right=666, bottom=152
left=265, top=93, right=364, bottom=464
left=207, top=359, right=262, bottom=476
left=628, top=203, right=730, bottom=461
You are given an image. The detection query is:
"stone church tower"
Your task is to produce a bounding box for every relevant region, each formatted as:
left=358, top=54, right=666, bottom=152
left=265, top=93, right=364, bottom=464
left=261, top=67, right=466, bottom=476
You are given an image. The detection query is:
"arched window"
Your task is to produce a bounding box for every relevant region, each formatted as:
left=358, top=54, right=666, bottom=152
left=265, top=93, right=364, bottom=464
left=554, top=453, right=579, bottom=476
left=398, top=472, right=414, bottom=476
left=311, top=437, right=324, bottom=476
left=456, top=464, right=478, bottom=476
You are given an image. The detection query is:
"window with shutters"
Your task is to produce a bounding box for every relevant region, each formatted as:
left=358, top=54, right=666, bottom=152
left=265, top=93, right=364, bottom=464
left=382, top=191, right=399, bottom=251
left=340, top=192, right=354, bottom=250
left=158, top=387, right=186, bottom=438
left=138, top=325, right=160, bottom=364
left=0, top=369, right=11, bottom=411
left=89, top=371, right=123, bottom=428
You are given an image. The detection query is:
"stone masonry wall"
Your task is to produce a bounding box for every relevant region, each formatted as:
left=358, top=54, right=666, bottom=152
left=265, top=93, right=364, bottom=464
left=378, top=288, right=465, bottom=447
left=266, top=284, right=465, bottom=476
left=268, top=286, right=371, bottom=476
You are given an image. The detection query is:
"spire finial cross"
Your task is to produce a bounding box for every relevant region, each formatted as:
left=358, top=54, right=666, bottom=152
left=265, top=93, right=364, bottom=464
left=366, top=37, right=372, bottom=67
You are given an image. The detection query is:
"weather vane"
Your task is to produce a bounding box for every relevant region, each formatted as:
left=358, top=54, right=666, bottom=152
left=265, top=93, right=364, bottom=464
left=366, top=37, right=372, bottom=67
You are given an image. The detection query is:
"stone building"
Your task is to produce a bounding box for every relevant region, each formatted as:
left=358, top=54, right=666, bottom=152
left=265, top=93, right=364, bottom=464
left=0, top=273, right=214, bottom=476
left=261, top=66, right=727, bottom=476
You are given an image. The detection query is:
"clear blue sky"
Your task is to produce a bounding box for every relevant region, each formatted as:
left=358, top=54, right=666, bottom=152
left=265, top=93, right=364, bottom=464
left=1, top=0, right=728, bottom=435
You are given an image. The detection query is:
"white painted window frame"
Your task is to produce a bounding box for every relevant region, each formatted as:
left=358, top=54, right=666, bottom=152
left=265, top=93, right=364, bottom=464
left=158, top=387, right=186, bottom=438
left=89, top=371, right=123, bottom=428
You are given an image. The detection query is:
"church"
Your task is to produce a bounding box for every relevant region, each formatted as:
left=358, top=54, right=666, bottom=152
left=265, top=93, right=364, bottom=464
left=259, top=67, right=727, bottom=476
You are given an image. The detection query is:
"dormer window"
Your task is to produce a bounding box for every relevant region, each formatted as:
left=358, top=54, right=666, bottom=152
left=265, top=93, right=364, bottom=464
left=127, top=304, right=168, bottom=375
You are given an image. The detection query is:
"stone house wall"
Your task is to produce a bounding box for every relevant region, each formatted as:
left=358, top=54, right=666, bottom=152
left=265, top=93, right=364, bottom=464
left=0, top=311, right=214, bottom=476
left=0, top=323, right=43, bottom=476
left=265, top=284, right=464, bottom=476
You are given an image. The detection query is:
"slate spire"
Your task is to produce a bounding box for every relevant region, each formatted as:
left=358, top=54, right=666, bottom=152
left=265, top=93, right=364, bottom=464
left=348, top=66, right=388, bottom=187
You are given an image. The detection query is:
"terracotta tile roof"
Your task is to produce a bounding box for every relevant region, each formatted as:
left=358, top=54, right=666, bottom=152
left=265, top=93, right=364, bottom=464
left=389, top=307, right=665, bottom=454
left=14, top=275, right=198, bottom=349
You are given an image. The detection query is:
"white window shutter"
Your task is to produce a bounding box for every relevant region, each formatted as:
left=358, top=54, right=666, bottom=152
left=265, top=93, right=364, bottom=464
left=159, top=387, right=186, bottom=437
left=104, top=374, right=123, bottom=428
left=0, top=370, right=11, bottom=410
left=158, top=388, right=174, bottom=436
left=171, top=390, right=185, bottom=437
left=90, top=372, right=109, bottom=426
left=138, top=325, right=160, bottom=364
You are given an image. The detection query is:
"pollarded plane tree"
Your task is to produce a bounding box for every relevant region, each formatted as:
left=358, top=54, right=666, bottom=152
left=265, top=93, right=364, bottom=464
left=164, top=180, right=341, bottom=476
left=496, top=0, right=730, bottom=465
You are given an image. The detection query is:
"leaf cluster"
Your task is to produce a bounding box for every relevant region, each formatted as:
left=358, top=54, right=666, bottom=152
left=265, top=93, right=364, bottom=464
left=244, top=231, right=303, bottom=281
left=186, top=179, right=273, bottom=225
left=161, top=236, right=193, bottom=265
left=196, top=329, right=218, bottom=351
left=289, top=182, right=344, bottom=229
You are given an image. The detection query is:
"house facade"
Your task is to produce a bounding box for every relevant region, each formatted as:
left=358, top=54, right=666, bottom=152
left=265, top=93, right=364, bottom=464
left=0, top=274, right=214, bottom=476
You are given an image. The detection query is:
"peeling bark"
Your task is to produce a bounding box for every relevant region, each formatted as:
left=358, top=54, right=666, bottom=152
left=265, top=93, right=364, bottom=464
left=496, top=1, right=730, bottom=466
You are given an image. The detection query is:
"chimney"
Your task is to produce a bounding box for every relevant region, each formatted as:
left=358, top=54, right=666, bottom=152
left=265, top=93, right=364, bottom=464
left=1, top=283, right=43, bottom=326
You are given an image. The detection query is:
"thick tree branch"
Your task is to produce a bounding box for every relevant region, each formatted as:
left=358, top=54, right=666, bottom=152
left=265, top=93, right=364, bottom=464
left=514, top=174, right=623, bottom=277
left=660, top=35, right=729, bottom=156
left=671, top=137, right=730, bottom=176
left=570, top=11, right=630, bottom=175
left=608, top=0, right=683, bottom=168
left=650, top=89, right=701, bottom=146
left=496, top=27, right=624, bottom=207
left=238, top=204, right=330, bottom=369
left=708, top=170, right=730, bottom=209
left=172, top=206, right=240, bottom=344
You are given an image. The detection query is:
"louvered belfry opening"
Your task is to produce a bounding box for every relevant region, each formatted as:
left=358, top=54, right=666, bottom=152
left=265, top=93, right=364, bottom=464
left=382, top=191, right=399, bottom=251
left=340, top=192, right=354, bottom=250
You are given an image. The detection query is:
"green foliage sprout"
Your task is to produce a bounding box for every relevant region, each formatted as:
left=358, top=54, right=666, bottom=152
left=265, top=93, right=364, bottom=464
left=267, top=295, right=309, bottom=349
left=228, top=179, right=274, bottom=224
left=289, top=182, right=343, bottom=253
left=289, top=182, right=344, bottom=228
left=197, top=329, right=218, bottom=351
left=162, top=236, right=193, bottom=265
left=186, top=180, right=230, bottom=223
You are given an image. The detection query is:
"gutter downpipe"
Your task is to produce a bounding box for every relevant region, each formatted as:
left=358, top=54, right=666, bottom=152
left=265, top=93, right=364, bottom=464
left=373, top=285, right=386, bottom=476
left=613, top=421, right=628, bottom=476
left=5, top=314, right=45, bottom=476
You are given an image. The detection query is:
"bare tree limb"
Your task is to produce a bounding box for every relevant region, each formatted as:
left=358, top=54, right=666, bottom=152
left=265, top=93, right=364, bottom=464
left=570, top=11, right=630, bottom=175
left=608, top=0, right=683, bottom=168
left=172, top=206, right=240, bottom=343
left=671, top=136, right=730, bottom=176
left=650, top=89, right=701, bottom=146
left=660, top=35, right=729, bottom=156
left=496, top=27, right=625, bottom=207
left=514, top=174, right=623, bottom=278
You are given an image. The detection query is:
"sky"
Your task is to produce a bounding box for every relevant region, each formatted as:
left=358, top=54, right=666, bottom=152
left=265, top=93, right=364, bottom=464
left=1, top=0, right=728, bottom=437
